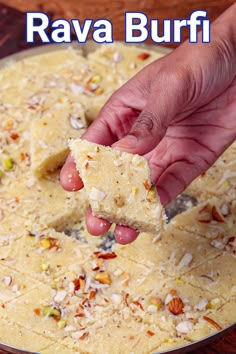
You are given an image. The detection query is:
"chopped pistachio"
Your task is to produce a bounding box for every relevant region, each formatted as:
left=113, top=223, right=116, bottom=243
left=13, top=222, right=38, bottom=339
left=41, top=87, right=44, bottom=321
left=40, top=263, right=50, bottom=271
left=3, top=158, right=14, bottom=171
left=91, top=75, right=101, bottom=83
left=207, top=298, right=221, bottom=309
left=57, top=319, right=67, bottom=329
left=132, top=186, right=139, bottom=195
left=0, top=170, right=3, bottom=178
left=43, top=306, right=61, bottom=318
left=149, top=296, right=163, bottom=310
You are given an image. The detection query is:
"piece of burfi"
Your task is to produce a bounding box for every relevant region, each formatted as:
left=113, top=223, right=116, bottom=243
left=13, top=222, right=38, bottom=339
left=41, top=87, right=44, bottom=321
left=88, top=42, right=165, bottom=80
left=62, top=315, right=171, bottom=354
left=69, top=138, right=166, bottom=234
left=114, top=226, right=221, bottom=277
left=185, top=141, right=236, bottom=201
left=0, top=318, right=55, bottom=352
left=30, top=99, right=87, bottom=176
left=2, top=175, right=88, bottom=231
left=154, top=338, right=191, bottom=353
left=0, top=228, right=94, bottom=284
left=0, top=265, right=41, bottom=303
left=182, top=253, right=236, bottom=300
left=41, top=343, right=78, bottom=354
left=135, top=279, right=224, bottom=333
left=0, top=213, right=26, bottom=246
left=0, top=283, right=77, bottom=341
left=172, top=198, right=236, bottom=254
left=186, top=300, right=236, bottom=342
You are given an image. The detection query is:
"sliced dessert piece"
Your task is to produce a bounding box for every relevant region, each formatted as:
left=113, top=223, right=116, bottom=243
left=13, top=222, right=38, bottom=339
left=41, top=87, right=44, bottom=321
left=1, top=175, right=88, bottom=231
left=30, top=99, right=87, bottom=176
left=113, top=226, right=221, bottom=276
left=0, top=318, right=55, bottom=353
left=182, top=253, right=236, bottom=301
left=88, top=42, right=165, bottom=80
left=172, top=197, right=236, bottom=254
left=0, top=228, right=94, bottom=284
left=69, top=138, right=166, bottom=234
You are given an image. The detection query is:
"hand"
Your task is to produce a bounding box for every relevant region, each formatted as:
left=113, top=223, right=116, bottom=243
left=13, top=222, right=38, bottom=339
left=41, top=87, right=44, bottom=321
left=61, top=4, right=236, bottom=244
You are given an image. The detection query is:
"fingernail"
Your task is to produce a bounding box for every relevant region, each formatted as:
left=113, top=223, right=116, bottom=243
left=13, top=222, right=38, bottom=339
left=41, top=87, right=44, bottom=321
left=112, top=135, right=138, bottom=152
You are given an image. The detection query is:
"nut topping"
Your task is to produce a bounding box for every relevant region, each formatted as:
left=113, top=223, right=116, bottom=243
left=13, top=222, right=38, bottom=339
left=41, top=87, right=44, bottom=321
left=168, top=297, right=184, bottom=315
left=212, top=206, right=225, bottom=222
left=95, top=272, right=112, bottom=285
left=138, top=52, right=151, bottom=60
left=114, top=194, right=126, bottom=207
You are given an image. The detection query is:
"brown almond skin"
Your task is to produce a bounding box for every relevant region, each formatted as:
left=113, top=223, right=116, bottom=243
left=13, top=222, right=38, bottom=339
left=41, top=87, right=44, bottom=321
left=212, top=206, right=225, bottom=222
left=168, top=297, right=184, bottom=315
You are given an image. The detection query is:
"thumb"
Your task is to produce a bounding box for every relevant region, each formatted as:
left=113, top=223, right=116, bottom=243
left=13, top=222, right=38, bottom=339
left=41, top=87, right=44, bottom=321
left=112, top=69, right=185, bottom=155
left=112, top=104, right=167, bottom=155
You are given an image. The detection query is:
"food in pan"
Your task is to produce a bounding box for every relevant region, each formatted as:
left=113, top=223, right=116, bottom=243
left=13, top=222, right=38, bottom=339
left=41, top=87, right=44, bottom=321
left=0, top=43, right=235, bottom=353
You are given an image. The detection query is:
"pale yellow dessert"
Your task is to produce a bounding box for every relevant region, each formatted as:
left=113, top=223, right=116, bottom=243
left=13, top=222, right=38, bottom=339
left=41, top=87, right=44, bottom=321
left=69, top=138, right=166, bottom=234
left=0, top=44, right=235, bottom=354
left=0, top=318, right=55, bottom=352
left=0, top=213, right=26, bottom=246
left=0, top=265, right=41, bottom=303
left=172, top=197, right=236, bottom=255
left=88, top=42, right=165, bottom=80
left=1, top=175, right=88, bottom=231
left=30, top=99, right=87, bottom=176
left=182, top=253, right=236, bottom=300
left=113, top=226, right=221, bottom=277
left=0, top=228, right=95, bottom=284
left=186, top=141, right=236, bottom=201
left=186, top=300, right=236, bottom=342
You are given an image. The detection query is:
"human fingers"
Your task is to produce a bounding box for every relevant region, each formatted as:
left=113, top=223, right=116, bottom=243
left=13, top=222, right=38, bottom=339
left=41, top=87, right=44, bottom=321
left=60, top=154, right=83, bottom=191
left=85, top=207, right=112, bottom=236
left=114, top=225, right=139, bottom=244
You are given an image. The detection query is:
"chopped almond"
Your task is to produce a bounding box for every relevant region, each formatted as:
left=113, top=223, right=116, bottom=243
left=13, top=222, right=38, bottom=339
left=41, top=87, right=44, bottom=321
left=97, top=252, right=117, bottom=260
left=138, top=52, right=151, bottom=60
left=132, top=301, right=144, bottom=311
left=80, top=332, right=89, bottom=340
left=95, top=272, right=112, bottom=285
left=143, top=179, right=151, bottom=190
left=146, top=330, right=155, bottom=337
left=212, top=206, right=225, bottom=222
left=33, top=308, right=41, bottom=316
left=10, top=133, right=19, bottom=140
left=168, top=297, right=184, bottom=315
left=203, top=316, right=222, bottom=330
left=89, top=290, right=97, bottom=300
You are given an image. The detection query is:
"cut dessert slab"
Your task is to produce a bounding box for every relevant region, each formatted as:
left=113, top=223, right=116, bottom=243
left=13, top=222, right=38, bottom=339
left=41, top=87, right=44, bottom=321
left=113, top=226, right=221, bottom=277
left=0, top=228, right=95, bottom=284
left=0, top=264, right=42, bottom=303
left=0, top=318, right=55, bottom=353
left=186, top=300, right=236, bottom=342
left=182, top=253, right=236, bottom=301
left=30, top=99, right=87, bottom=177
left=88, top=42, right=165, bottom=80
left=61, top=315, right=171, bottom=354
left=1, top=176, right=88, bottom=231
left=69, top=138, right=166, bottom=234
left=172, top=197, right=236, bottom=247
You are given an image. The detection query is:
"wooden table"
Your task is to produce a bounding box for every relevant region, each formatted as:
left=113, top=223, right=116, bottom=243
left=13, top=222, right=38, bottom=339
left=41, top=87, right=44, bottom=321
left=0, top=2, right=235, bottom=353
